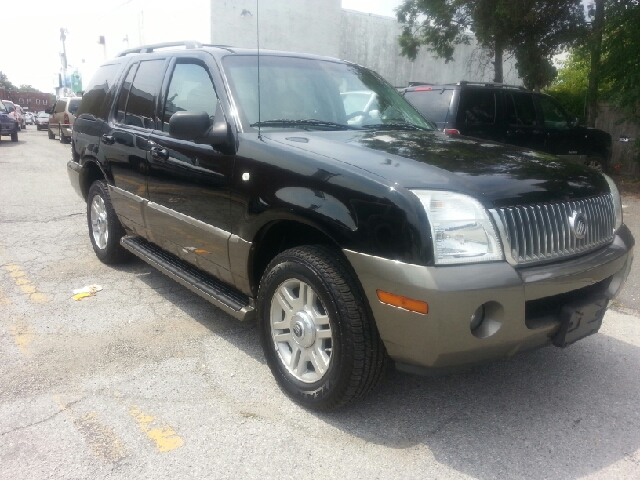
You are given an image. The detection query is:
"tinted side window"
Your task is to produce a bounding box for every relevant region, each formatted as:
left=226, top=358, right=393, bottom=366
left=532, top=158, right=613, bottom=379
left=55, top=101, right=67, bottom=113
left=404, top=89, right=453, bottom=123
left=68, top=99, right=81, bottom=115
left=162, top=62, right=218, bottom=132
left=76, top=62, right=122, bottom=118
left=458, top=90, right=496, bottom=124
left=125, top=60, right=165, bottom=129
left=506, top=93, right=537, bottom=126
left=116, top=64, right=138, bottom=123
left=538, top=96, right=568, bottom=129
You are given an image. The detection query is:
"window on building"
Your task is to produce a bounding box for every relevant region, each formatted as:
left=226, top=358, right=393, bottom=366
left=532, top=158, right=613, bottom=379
left=27, top=99, right=32, bottom=104
left=43, top=100, right=47, bottom=105
left=36, top=99, right=40, bottom=105
left=19, top=98, right=24, bottom=104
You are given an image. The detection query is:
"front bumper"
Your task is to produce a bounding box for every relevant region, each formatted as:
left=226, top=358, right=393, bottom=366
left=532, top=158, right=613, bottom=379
left=345, top=224, right=634, bottom=371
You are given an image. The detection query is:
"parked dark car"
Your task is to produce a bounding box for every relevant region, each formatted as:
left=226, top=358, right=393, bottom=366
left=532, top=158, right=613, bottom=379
left=399, top=82, right=613, bottom=172
left=0, top=100, right=19, bottom=142
left=68, top=42, right=633, bottom=410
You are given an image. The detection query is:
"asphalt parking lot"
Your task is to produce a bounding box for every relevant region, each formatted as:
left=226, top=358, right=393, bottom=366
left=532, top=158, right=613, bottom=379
left=1, top=128, right=640, bottom=480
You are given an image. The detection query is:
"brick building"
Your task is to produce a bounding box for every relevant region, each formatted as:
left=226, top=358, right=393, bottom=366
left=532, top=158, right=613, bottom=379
left=7, top=91, right=55, bottom=112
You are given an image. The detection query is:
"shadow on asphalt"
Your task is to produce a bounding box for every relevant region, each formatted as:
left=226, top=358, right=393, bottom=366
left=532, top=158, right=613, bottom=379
left=116, top=257, right=640, bottom=480
left=0, top=139, right=26, bottom=147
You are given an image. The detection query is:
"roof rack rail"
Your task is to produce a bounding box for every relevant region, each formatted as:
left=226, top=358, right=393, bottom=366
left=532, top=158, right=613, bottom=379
left=456, top=80, right=527, bottom=90
left=200, top=44, right=236, bottom=53
left=116, top=41, right=203, bottom=57
left=408, top=81, right=434, bottom=87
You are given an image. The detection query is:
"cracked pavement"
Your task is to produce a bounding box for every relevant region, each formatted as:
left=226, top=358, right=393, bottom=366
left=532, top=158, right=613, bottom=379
left=1, top=128, right=640, bottom=479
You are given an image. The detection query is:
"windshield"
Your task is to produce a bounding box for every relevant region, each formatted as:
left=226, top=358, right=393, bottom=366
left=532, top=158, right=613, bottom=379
left=223, top=55, right=432, bottom=131
left=0, top=102, right=6, bottom=113
left=38, top=112, right=49, bottom=118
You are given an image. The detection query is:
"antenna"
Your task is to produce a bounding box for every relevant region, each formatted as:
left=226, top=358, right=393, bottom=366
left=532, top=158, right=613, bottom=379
left=256, top=0, right=261, bottom=139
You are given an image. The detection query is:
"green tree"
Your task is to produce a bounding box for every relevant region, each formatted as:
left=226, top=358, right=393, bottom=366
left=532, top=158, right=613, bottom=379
left=546, top=48, right=592, bottom=120
left=396, top=0, right=585, bottom=86
left=600, top=0, right=640, bottom=127
left=0, top=72, right=17, bottom=91
left=18, top=84, right=42, bottom=93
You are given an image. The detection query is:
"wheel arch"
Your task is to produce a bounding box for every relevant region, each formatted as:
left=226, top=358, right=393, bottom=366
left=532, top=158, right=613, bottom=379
left=79, top=156, right=112, bottom=200
left=248, top=218, right=343, bottom=295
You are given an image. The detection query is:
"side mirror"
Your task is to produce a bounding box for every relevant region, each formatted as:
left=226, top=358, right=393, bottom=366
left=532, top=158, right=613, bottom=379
left=169, top=111, right=230, bottom=147
left=169, top=111, right=211, bottom=140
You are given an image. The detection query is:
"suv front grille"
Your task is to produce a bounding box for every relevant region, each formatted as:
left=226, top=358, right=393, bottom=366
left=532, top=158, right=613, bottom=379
left=491, top=194, right=615, bottom=265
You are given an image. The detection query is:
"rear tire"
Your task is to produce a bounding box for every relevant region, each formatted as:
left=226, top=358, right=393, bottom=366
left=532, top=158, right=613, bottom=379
left=258, top=245, right=388, bottom=411
left=86, top=181, right=132, bottom=264
left=59, top=126, right=69, bottom=144
left=11, top=130, right=18, bottom=142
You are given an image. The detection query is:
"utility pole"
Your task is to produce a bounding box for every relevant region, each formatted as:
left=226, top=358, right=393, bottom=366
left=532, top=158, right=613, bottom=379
left=60, top=28, right=68, bottom=95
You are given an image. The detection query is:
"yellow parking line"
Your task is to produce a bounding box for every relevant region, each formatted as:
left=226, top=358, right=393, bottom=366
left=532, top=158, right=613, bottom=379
left=8, top=324, right=35, bottom=356
left=5, top=264, right=49, bottom=303
left=52, top=396, right=128, bottom=462
left=128, top=405, right=184, bottom=452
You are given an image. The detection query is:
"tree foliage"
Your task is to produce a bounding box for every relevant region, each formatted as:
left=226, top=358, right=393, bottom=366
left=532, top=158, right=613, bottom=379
left=600, top=0, right=640, bottom=127
left=18, top=84, right=41, bottom=93
left=0, top=72, right=17, bottom=91
left=396, top=0, right=585, bottom=88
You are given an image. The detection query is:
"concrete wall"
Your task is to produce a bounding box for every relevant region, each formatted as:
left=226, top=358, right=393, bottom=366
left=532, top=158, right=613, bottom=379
left=211, top=0, right=341, bottom=57
left=210, top=1, right=521, bottom=86
left=340, top=9, right=520, bottom=86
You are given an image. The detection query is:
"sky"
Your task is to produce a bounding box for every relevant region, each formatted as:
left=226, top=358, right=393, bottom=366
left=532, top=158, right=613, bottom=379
left=1, top=0, right=403, bottom=94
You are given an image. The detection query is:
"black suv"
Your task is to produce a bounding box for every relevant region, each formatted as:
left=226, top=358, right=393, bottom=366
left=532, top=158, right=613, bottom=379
left=68, top=42, right=633, bottom=410
left=400, top=82, right=613, bottom=172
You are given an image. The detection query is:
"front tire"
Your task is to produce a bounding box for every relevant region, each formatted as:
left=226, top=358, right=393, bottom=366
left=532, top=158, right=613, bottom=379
left=11, top=129, right=18, bottom=142
left=258, top=245, right=387, bottom=411
left=86, top=181, right=131, bottom=264
left=48, top=128, right=55, bottom=139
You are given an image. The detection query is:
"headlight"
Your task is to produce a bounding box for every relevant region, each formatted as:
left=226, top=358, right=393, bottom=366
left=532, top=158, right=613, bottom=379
left=411, top=190, right=504, bottom=265
left=603, top=174, right=623, bottom=230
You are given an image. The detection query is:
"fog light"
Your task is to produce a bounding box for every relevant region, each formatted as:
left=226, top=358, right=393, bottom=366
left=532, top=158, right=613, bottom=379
left=470, top=304, right=485, bottom=331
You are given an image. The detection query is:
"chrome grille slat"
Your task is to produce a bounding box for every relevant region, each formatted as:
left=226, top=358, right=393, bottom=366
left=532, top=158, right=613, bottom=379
left=494, top=194, right=616, bottom=266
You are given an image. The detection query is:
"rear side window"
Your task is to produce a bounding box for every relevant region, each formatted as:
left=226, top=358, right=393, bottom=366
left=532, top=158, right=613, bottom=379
left=124, top=60, right=165, bottom=129
left=68, top=99, right=81, bottom=115
left=506, top=93, right=537, bottom=126
left=55, top=101, right=67, bottom=114
left=404, top=89, right=453, bottom=123
left=115, top=65, right=138, bottom=123
left=77, top=62, right=122, bottom=119
left=458, top=90, right=496, bottom=124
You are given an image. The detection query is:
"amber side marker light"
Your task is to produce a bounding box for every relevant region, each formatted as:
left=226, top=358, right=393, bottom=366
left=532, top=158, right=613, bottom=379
left=376, top=290, right=429, bottom=314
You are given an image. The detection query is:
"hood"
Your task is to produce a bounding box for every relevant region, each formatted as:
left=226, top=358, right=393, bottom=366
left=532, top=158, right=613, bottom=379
left=264, top=129, right=609, bottom=208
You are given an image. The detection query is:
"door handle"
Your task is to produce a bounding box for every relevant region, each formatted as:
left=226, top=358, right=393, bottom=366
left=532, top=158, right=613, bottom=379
left=150, top=146, right=169, bottom=160
left=101, top=134, right=115, bottom=145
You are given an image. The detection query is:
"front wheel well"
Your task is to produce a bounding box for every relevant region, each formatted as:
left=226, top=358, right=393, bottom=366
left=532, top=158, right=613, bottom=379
left=250, top=220, right=339, bottom=293
left=80, top=160, right=107, bottom=200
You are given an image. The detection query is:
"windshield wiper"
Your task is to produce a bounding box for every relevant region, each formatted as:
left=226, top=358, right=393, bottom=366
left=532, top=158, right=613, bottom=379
left=360, top=122, right=431, bottom=131
left=250, top=119, right=356, bottom=130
